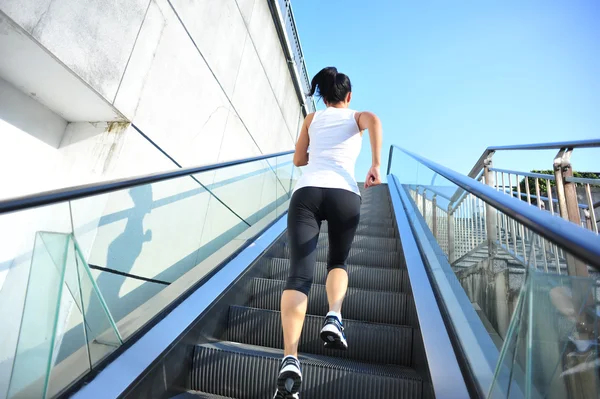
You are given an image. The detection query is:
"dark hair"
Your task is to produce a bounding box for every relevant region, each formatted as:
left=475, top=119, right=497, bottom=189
left=309, top=67, right=351, bottom=104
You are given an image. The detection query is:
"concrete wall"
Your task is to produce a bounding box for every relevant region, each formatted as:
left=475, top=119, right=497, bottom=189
left=0, top=0, right=306, bottom=396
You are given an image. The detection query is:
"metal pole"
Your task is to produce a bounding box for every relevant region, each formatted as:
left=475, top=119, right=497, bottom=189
left=387, top=146, right=394, bottom=176
left=546, top=179, right=555, bottom=215
left=516, top=175, right=527, bottom=263
left=561, top=150, right=582, bottom=227
left=584, top=209, right=592, bottom=231
left=483, top=156, right=497, bottom=256
left=422, top=189, right=427, bottom=222
left=508, top=174, right=518, bottom=255
left=432, top=195, right=438, bottom=239
left=448, top=206, right=455, bottom=263
left=558, top=149, right=588, bottom=277
left=553, top=149, right=570, bottom=220
left=585, top=184, right=598, bottom=233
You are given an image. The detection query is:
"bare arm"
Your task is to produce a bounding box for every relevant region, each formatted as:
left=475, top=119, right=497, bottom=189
left=293, top=113, right=314, bottom=167
left=356, top=111, right=383, bottom=187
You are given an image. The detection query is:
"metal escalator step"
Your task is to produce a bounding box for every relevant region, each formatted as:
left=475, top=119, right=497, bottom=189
left=250, top=278, right=416, bottom=325
left=265, top=258, right=408, bottom=292
left=360, top=201, right=392, bottom=210
left=322, top=218, right=394, bottom=227
left=321, top=223, right=396, bottom=238
left=359, top=206, right=393, bottom=214
left=360, top=197, right=391, bottom=205
left=359, top=213, right=395, bottom=222
left=360, top=200, right=392, bottom=208
left=270, top=245, right=403, bottom=268
left=191, top=341, right=423, bottom=399
left=171, top=391, right=235, bottom=399
left=226, top=306, right=413, bottom=366
left=359, top=202, right=392, bottom=209
left=317, top=233, right=398, bottom=251
left=360, top=189, right=390, bottom=196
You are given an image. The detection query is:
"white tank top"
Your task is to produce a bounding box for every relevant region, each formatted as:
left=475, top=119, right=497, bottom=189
left=293, top=107, right=362, bottom=196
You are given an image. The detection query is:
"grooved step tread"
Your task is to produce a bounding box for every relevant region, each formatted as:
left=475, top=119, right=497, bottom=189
left=265, top=257, right=409, bottom=292
left=226, top=306, right=413, bottom=366
left=359, top=202, right=393, bottom=209
left=317, top=233, right=398, bottom=251
left=250, top=278, right=416, bottom=325
left=321, top=218, right=395, bottom=227
left=171, top=391, right=236, bottom=399
left=358, top=207, right=393, bottom=214
left=191, top=341, right=423, bottom=399
left=321, top=223, right=396, bottom=238
left=270, top=245, right=403, bottom=268
left=359, top=202, right=392, bottom=210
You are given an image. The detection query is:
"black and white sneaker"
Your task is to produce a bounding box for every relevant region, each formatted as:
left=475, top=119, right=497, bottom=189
left=273, top=356, right=301, bottom=399
left=320, top=314, right=348, bottom=350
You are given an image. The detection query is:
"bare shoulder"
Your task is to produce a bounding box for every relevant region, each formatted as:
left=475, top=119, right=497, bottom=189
left=356, top=111, right=378, bottom=120
left=355, top=111, right=380, bottom=129
left=301, top=112, right=316, bottom=129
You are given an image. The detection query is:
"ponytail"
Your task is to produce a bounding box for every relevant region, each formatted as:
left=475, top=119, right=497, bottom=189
left=309, top=67, right=352, bottom=104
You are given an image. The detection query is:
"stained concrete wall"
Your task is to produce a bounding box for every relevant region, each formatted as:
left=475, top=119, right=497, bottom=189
left=0, top=0, right=306, bottom=396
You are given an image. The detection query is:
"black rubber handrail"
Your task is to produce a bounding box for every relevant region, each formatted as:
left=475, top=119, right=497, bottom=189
left=0, top=150, right=294, bottom=215
left=388, top=145, right=600, bottom=269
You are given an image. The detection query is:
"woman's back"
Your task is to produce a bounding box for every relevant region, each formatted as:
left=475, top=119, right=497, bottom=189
left=294, top=107, right=362, bottom=195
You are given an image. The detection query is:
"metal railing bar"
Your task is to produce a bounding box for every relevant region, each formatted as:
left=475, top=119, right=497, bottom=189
left=409, top=184, right=453, bottom=201
left=585, top=184, right=599, bottom=234
left=450, top=170, right=484, bottom=203
left=0, top=150, right=294, bottom=215
left=490, top=168, right=556, bottom=180
left=467, top=139, right=600, bottom=179
left=500, top=189, right=589, bottom=209
left=268, top=0, right=315, bottom=114
left=564, top=176, right=600, bottom=185
left=488, top=139, right=600, bottom=152
left=389, top=145, right=600, bottom=269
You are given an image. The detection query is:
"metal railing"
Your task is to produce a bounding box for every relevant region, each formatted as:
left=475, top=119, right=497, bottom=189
left=388, top=145, right=600, bottom=271
left=270, top=0, right=316, bottom=114
left=388, top=145, right=600, bottom=398
left=467, top=139, right=600, bottom=238
left=0, top=150, right=294, bottom=215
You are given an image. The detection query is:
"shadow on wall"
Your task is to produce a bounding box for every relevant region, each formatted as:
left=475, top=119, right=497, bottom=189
left=92, top=185, right=154, bottom=328
left=56, top=185, right=156, bottom=363
left=0, top=190, right=290, bottom=394
left=53, top=188, right=288, bottom=364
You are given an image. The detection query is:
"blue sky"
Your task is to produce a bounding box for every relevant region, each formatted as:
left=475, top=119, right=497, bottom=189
left=292, top=0, right=599, bottom=181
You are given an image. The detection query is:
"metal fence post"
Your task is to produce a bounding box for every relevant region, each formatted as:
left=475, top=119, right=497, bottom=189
left=422, top=189, right=427, bottom=221
left=554, top=149, right=588, bottom=277
left=553, top=149, right=570, bottom=220
left=432, top=195, right=438, bottom=239
left=483, top=154, right=497, bottom=257
left=448, top=206, right=455, bottom=263
left=584, top=209, right=593, bottom=231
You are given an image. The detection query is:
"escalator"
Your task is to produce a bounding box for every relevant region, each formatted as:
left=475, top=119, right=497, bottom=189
left=3, top=143, right=600, bottom=399
left=166, top=184, right=432, bottom=399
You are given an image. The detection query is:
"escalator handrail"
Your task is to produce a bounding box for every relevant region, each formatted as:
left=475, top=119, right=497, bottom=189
left=0, top=150, right=294, bottom=215
left=388, top=145, right=600, bottom=269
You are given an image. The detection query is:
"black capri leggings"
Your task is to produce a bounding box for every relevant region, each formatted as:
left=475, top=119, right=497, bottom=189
left=285, top=186, right=361, bottom=296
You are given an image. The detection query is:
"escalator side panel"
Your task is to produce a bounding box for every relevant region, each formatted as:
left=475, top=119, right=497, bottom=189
left=118, top=228, right=290, bottom=398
